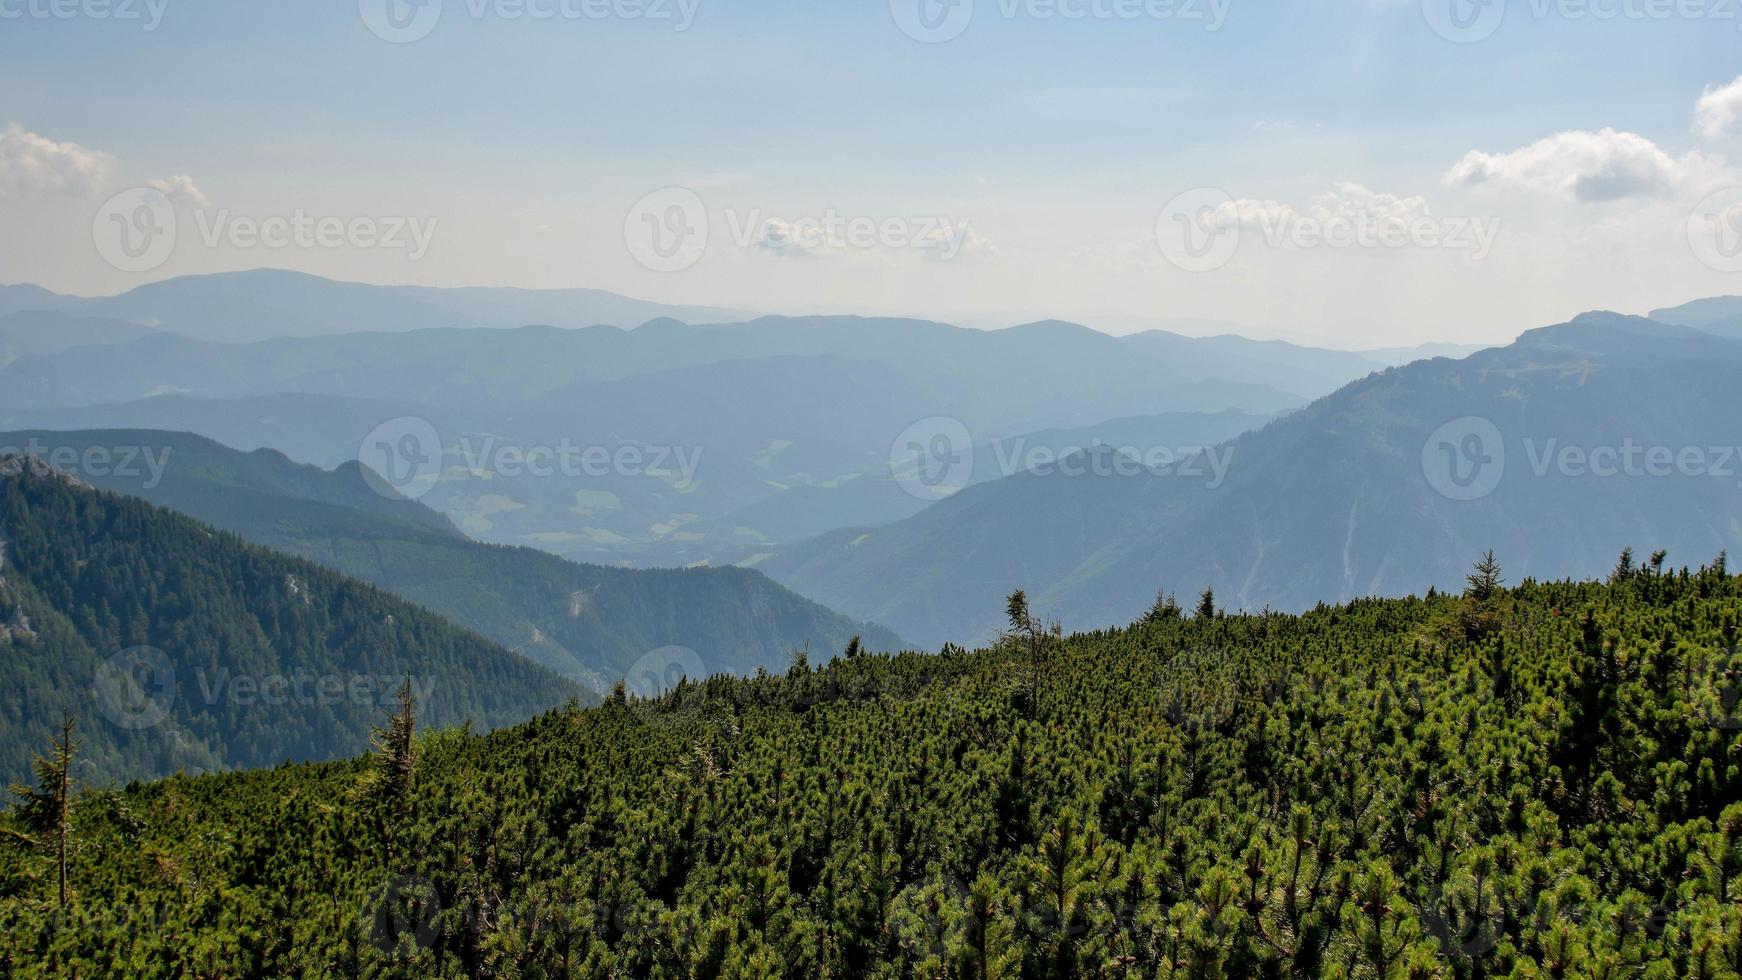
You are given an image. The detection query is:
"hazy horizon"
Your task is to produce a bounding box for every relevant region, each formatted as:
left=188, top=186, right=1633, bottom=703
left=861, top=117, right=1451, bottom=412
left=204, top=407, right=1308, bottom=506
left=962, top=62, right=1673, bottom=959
left=5, top=2, right=1741, bottom=348
left=4, top=263, right=1729, bottom=350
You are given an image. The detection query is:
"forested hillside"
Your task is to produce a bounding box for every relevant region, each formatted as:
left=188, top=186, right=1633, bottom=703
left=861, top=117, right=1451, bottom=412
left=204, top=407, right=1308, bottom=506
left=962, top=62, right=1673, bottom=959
left=0, top=430, right=903, bottom=687
left=0, top=457, right=579, bottom=787
left=6, top=553, right=1741, bottom=976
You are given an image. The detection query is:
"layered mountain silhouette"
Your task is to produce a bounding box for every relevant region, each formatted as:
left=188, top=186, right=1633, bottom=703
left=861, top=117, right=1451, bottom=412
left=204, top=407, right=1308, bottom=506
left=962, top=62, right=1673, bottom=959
left=0, top=430, right=902, bottom=688
left=1650, top=295, right=1742, bottom=338
left=0, top=310, right=155, bottom=366
left=764, top=312, right=1742, bottom=646
left=0, top=268, right=751, bottom=342
left=0, top=288, right=1404, bottom=567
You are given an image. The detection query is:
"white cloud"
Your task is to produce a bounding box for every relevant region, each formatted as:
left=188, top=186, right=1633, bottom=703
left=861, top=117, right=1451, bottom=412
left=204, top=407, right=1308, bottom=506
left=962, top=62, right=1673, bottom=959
left=1209, top=182, right=1435, bottom=231
left=0, top=124, right=113, bottom=196
left=755, top=217, right=824, bottom=257
left=1695, top=75, right=1742, bottom=141
left=1443, top=128, right=1715, bottom=203
left=149, top=174, right=209, bottom=208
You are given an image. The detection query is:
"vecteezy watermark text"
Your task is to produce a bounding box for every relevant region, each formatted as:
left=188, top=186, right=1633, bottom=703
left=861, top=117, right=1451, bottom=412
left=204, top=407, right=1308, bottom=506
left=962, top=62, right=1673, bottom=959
left=356, top=416, right=705, bottom=502
left=988, top=436, right=1234, bottom=485
left=194, top=669, right=437, bottom=709
left=92, top=187, right=440, bottom=274
left=889, top=0, right=1232, bottom=44
left=93, top=645, right=436, bottom=731
left=1423, top=417, right=1742, bottom=501
left=360, top=0, right=701, bottom=44
left=454, top=435, right=704, bottom=487
left=0, top=439, right=173, bottom=490
left=624, top=187, right=978, bottom=272
left=0, top=0, right=167, bottom=29
left=889, top=416, right=1236, bottom=501
left=1421, top=0, right=1742, bottom=44
left=192, top=209, right=439, bottom=261
left=1158, top=187, right=1501, bottom=273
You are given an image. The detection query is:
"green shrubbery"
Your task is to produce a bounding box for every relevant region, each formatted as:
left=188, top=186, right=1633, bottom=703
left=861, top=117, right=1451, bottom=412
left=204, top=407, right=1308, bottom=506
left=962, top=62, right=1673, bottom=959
left=5, top=554, right=1742, bottom=977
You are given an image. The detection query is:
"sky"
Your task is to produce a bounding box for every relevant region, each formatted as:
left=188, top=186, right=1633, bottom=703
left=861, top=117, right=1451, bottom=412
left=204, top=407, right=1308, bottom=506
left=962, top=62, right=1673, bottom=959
left=1, top=0, right=1740, bottom=348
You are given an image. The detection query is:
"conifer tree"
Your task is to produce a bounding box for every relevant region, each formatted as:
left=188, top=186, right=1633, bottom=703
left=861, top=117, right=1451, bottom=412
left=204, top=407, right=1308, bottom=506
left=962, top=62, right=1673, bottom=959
left=1610, top=547, right=1635, bottom=583
left=1006, top=591, right=1030, bottom=634
left=955, top=874, right=1021, bottom=979
left=10, top=714, right=76, bottom=907
left=1145, top=591, right=1182, bottom=623
left=369, top=677, right=418, bottom=802
left=1465, top=551, right=1502, bottom=602
left=1006, top=589, right=1046, bottom=708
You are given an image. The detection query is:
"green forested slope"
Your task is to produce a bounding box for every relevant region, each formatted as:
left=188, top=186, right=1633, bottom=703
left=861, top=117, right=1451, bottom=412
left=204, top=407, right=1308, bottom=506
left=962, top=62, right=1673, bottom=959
left=0, top=458, right=579, bottom=787
left=4, top=555, right=1742, bottom=977
left=0, top=430, right=904, bottom=687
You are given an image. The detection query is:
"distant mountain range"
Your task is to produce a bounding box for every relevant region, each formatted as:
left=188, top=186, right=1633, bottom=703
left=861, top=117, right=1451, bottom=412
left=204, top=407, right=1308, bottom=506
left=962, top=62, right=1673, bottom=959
left=1650, top=295, right=1742, bottom=337
left=0, top=430, right=903, bottom=690
left=0, top=310, right=156, bottom=366
left=0, top=268, right=751, bottom=342
left=0, top=271, right=1453, bottom=568
left=763, top=310, right=1742, bottom=646
left=0, top=457, right=580, bottom=786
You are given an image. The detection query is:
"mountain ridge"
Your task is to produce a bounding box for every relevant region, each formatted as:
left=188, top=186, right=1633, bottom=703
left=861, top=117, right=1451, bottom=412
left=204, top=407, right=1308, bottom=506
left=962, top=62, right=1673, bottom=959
left=764, top=310, right=1742, bottom=646
left=0, top=429, right=906, bottom=688
left=2, top=268, right=755, bottom=342
left=0, top=455, right=581, bottom=786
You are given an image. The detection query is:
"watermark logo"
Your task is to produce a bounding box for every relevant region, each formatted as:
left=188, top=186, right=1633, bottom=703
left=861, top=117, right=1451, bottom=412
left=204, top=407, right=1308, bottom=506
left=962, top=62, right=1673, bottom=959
left=625, top=187, right=709, bottom=273
left=366, top=874, right=444, bottom=954
left=1700, top=642, right=1742, bottom=731
left=358, top=416, right=444, bottom=501
left=93, top=646, right=439, bottom=732
left=1422, top=416, right=1505, bottom=501
left=891, top=416, right=975, bottom=501
left=93, top=645, right=176, bottom=731
left=1689, top=187, right=1742, bottom=273
left=1421, top=0, right=1505, bottom=42
left=892, top=0, right=1230, bottom=41
left=1423, top=0, right=1742, bottom=42
left=1156, top=187, right=1239, bottom=273
left=1158, top=187, right=1500, bottom=271
left=624, top=645, right=705, bottom=698
left=624, top=188, right=980, bottom=271
left=362, top=0, right=700, bottom=41
left=886, top=421, right=1237, bottom=500
left=890, top=874, right=972, bottom=962
left=0, top=0, right=168, bottom=29
left=0, top=439, right=173, bottom=490
left=360, top=0, right=443, bottom=41
left=890, top=0, right=975, bottom=42
left=1522, top=438, right=1742, bottom=485
left=194, top=670, right=436, bottom=710
left=990, top=438, right=1235, bottom=486
left=191, top=209, right=439, bottom=261
left=92, top=186, right=176, bottom=274
left=452, top=435, right=704, bottom=488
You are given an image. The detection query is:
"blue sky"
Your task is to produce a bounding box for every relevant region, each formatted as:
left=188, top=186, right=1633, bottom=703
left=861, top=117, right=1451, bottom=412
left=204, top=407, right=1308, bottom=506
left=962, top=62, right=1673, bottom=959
left=3, top=0, right=1740, bottom=345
